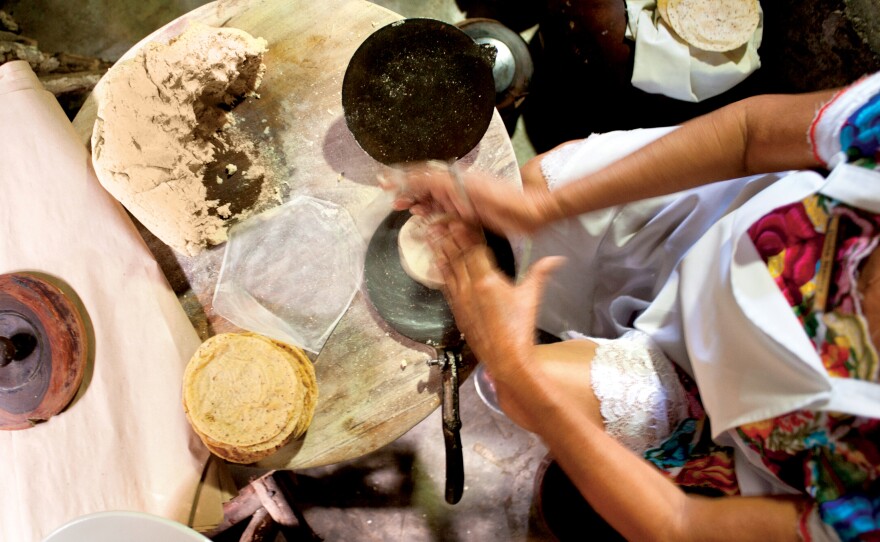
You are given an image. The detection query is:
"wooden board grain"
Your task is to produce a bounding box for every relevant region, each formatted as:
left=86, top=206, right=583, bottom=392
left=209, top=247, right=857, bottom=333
left=73, top=0, right=522, bottom=469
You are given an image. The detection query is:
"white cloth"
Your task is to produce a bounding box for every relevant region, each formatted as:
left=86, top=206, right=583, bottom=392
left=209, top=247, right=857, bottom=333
left=624, top=0, right=763, bottom=102
left=0, top=61, right=208, bottom=542
left=535, top=127, right=775, bottom=340
left=636, top=161, right=880, bottom=495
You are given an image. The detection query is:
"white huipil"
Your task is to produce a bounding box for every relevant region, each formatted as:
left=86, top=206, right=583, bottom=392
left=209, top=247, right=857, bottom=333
left=531, top=77, right=880, bottom=497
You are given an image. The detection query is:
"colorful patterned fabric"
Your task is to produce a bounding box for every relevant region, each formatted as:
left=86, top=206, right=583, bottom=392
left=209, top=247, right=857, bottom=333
left=644, top=196, right=880, bottom=540
left=643, top=367, right=739, bottom=497
left=840, top=92, right=880, bottom=170
left=644, top=75, right=880, bottom=540
left=737, top=195, right=880, bottom=541
left=810, top=71, right=880, bottom=169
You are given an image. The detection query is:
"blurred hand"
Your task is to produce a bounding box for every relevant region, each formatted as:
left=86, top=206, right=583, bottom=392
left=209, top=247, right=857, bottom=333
left=383, top=162, right=559, bottom=236
left=428, top=219, right=564, bottom=389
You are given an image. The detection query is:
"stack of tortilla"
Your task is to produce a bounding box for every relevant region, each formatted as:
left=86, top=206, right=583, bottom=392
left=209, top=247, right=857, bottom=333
left=657, top=0, right=760, bottom=52
left=183, top=332, right=318, bottom=464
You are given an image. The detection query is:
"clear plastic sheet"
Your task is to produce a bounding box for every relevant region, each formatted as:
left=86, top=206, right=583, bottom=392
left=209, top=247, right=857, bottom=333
left=213, top=196, right=365, bottom=353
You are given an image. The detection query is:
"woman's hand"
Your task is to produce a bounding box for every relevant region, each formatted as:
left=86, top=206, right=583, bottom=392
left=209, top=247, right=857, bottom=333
left=428, top=219, right=564, bottom=388
left=387, top=162, right=561, bottom=236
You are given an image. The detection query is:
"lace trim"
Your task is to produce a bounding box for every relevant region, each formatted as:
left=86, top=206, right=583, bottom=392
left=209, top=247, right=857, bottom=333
left=540, top=140, right=585, bottom=192
left=576, top=329, right=690, bottom=453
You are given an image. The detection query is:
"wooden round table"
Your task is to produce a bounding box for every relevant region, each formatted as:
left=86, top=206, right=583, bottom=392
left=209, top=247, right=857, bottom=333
left=72, top=0, right=522, bottom=469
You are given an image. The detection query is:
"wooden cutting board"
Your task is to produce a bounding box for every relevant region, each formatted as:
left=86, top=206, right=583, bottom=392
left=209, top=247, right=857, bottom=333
left=72, top=0, right=522, bottom=469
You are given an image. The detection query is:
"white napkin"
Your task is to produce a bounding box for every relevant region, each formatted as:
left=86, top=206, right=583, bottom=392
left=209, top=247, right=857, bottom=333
left=0, top=61, right=209, bottom=542
left=625, top=0, right=763, bottom=102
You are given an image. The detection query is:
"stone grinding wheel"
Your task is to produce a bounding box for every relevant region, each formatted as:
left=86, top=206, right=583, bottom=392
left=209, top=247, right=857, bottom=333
left=0, top=273, right=87, bottom=430
left=341, top=18, right=497, bottom=165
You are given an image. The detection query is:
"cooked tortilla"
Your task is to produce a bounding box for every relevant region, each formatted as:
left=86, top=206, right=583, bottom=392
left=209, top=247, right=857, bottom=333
left=661, top=0, right=759, bottom=52
left=183, top=332, right=317, bottom=463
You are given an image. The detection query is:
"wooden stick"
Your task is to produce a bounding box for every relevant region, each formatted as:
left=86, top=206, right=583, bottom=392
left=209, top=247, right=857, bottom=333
left=238, top=507, right=278, bottom=542
left=203, top=483, right=262, bottom=538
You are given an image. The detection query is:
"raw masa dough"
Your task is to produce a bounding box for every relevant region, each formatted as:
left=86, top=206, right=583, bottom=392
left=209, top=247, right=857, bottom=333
left=398, top=215, right=445, bottom=290
left=91, top=22, right=272, bottom=256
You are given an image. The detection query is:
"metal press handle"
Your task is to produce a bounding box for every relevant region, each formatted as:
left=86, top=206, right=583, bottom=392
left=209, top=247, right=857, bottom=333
left=441, top=349, right=464, bottom=504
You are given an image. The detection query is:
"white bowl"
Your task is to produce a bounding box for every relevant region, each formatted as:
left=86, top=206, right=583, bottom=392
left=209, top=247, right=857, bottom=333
left=43, top=511, right=210, bottom=542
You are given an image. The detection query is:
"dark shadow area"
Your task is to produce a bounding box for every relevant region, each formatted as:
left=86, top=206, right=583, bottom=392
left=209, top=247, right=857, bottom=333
left=233, top=446, right=419, bottom=512
left=457, top=0, right=880, bottom=153
left=532, top=458, right=626, bottom=541
left=322, top=116, right=385, bottom=187
left=293, top=449, right=418, bottom=509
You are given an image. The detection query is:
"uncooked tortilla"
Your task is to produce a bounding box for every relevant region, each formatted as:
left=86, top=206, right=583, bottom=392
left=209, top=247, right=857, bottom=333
left=398, top=215, right=445, bottom=290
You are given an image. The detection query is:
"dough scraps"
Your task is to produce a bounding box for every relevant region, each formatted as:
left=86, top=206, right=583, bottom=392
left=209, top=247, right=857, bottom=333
left=398, top=214, right=445, bottom=290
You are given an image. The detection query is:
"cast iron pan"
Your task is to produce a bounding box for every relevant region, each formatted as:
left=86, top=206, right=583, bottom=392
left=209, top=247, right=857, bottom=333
left=364, top=211, right=514, bottom=504
left=341, top=18, right=497, bottom=165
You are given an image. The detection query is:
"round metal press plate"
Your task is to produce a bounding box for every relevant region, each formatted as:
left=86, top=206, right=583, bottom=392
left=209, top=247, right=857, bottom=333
left=342, top=18, right=496, bottom=165
left=364, top=211, right=456, bottom=345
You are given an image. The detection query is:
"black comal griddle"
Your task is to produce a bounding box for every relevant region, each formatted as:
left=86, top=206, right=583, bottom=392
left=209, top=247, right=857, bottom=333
left=342, top=18, right=496, bottom=165
left=343, top=18, right=501, bottom=505
left=363, top=211, right=514, bottom=505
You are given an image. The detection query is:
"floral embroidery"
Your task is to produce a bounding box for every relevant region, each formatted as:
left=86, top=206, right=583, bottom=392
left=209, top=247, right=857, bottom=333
left=841, top=92, right=880, bottom=170
left=643, top=369, right=738, bottom=497
left=646, top=77, right=880, bottom=540
left=650, top=194, right=880, bottom=540
left=749, top=200, right=828, bottom=309
left=740, top=196, right=880, bottom=540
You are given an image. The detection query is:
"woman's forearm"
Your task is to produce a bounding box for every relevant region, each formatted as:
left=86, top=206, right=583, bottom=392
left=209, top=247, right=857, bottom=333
left=544, top=90, right=837, bottom=222
left=496, top=360, right=803, bottom=542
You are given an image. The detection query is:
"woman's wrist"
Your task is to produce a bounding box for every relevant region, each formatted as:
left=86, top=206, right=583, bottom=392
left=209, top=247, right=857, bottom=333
left=539, top=187, right=570, bottom=224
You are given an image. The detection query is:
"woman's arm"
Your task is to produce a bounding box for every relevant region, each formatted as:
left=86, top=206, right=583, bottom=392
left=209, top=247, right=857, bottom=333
left=430, top=219, right=807, bottom=542
left=530, top=377, right=805, bottom=542
left=395, top=89, right=838, bottom=235
left=543, top=89, right=837, bottom=221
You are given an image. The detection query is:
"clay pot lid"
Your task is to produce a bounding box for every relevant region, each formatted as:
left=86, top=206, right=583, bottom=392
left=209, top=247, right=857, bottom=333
left=0, top=273, right=87, bottom=430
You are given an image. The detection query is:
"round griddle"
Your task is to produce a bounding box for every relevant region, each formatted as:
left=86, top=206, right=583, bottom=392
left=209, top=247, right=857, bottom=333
left=363, top=210, right=514, bottom=504
left=0, top=273, right=87, bottom=430
left=364, top=210, right=515, bottom=348
left=341, top=18, right=497, bottom=165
